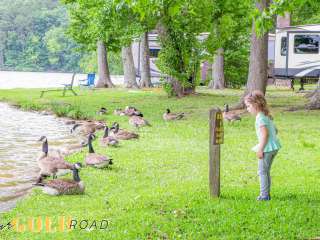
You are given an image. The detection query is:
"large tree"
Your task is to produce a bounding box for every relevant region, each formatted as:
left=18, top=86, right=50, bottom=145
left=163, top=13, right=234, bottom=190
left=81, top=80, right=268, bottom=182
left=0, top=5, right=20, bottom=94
left=63, top=0, right=121, bottom=87
left=127, top=0, right=206, bottom=97
left=119, top=0, right=158, bottom=88
left=233, top=0, right=270, bottom=109
left=245, top=0, right=270, bottom=94
left=209, top=48, right=225, bottom=89
left=97, top=41, right=113, bottom=88
left=205, top=0, right=251, bottom=90
left=113, top=2, right=142, bottom=88
left=139, top=32, right=152, bottom=88
left=122, top=44, right=139, bottom=88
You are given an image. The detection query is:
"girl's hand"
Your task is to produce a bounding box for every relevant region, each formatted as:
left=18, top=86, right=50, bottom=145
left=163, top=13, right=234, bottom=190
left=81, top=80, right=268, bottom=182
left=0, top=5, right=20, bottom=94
left=257, top=150, right=264, bottom=159
left=257, top=126, right=268, bottom=159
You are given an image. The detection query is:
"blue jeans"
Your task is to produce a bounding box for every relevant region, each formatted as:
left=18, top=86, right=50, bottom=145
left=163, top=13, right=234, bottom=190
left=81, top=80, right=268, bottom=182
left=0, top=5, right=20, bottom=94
left=258, top=150, right=278, bottom=197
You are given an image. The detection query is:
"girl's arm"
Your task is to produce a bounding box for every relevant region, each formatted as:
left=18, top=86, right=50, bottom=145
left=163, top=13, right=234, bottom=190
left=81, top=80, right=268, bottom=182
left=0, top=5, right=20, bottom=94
left=257, top=126, right=268, bottom=159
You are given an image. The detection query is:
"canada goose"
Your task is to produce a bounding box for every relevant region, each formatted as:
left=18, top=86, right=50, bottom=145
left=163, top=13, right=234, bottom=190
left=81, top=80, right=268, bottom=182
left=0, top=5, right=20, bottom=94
left=36, top=136, right=82, bottom=184
left=97, top=107, right=107, bottom=115
left=71, top=121, right=105, bottom=137
left=163, top=109, right=184, bottom=121
left=64, top=120, right=76, bottom=125
left=57, top=141, right=87, bottom=157
left=100, top=126, right=119, bottom=146
left=124, top=106, right=141, bottom=116
left=85, top=134, right=113, bottom=168
left=79, top=120, right=105, bottom=128
left=113, top=108, right=126, bottom=116
left=37, top=168, right=85, bottom=195
left=128, top=113, right=151, bottom=128
left=110, top=122, right=139, bottom=140
left=71, top=123, right=95, bottom=136
left=223, top=104, right=241, bottom=122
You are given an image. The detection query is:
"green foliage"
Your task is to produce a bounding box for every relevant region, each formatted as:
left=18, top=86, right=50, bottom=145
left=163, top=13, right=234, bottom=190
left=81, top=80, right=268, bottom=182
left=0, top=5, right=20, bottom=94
left=79, top=52, right=98, bottom=73
left=125, top=0, right=207, bottom=94
left=201, top=0, right=251, bottom=89
left=0, top=0, right=86, bottom=72
left=156, top=1, right=207, bottom=94
left=156, top=30, right=202, bottom=90
left=205, top=0, right=251, bottom=53
left=44, top=26, right=83, bottom=72
left=161, top=79, right=174, bottom=96
left=224, top=45, right=250, bottom=88
left=255, top=0, right=318, bottom=34
left=291, top=0, right=320, bottom=25
left=65, top=0, right=142, bottom=51
left=49, top=101, right=86, bottom=119
left=19, top=101, right=43, bottom=111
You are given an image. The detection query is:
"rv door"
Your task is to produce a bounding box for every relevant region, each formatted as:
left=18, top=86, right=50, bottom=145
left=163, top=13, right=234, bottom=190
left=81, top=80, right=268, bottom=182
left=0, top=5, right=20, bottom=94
left=274, top=31, right=288, bottom=77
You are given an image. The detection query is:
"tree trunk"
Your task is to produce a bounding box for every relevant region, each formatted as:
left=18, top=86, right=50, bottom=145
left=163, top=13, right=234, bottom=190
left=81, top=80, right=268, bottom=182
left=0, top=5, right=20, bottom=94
left=306, top=89, right=320, bottom=109
left=167, top=76, right=184, bottom=97
left=0, top=49, right=4, bottom=69
left=234, top=0, right=269, bottom=109
left=276, top=12, right=291, bottom=28
left=305, top=79, right=320, bottom=109
left=0, top=31, right=6, bottom=69
left=140, top=32, right=152, bottom=88
left=121, top=44, right=139, bottom=89
left=208, top=48, right=225, bottom=89
left=97, top=41, right=114, bottom=88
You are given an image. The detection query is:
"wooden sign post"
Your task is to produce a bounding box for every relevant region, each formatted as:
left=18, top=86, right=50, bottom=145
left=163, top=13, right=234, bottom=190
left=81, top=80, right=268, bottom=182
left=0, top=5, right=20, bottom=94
left=209, top=108, right=224, bottom=197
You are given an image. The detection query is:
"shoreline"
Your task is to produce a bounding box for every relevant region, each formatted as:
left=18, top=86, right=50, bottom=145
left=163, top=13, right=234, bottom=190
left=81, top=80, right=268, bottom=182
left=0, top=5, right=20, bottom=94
left=0, top=101, right=86, bottom=213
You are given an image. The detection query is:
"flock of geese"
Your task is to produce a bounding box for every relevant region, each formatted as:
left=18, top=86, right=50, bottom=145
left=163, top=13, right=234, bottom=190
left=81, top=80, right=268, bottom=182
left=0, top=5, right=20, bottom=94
left=34, top=104, right=242, bottom=196
left=34, top=106, right=187, bottom=196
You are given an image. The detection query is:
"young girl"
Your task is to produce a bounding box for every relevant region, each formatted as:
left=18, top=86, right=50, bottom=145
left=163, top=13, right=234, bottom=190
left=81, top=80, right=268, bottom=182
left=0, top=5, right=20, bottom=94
left=244, top=91, right=281, bottom=201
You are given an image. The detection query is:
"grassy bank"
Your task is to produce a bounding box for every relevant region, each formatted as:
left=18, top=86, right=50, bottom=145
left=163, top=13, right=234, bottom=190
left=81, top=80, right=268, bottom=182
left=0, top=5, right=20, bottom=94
left=0, top=87, right=319, bottom=239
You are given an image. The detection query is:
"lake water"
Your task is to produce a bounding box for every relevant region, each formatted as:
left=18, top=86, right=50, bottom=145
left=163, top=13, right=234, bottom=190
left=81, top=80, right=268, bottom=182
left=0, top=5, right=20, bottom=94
left=0, top=103, right=80, bottom=213
left=0, top=71, right=125, bottom=89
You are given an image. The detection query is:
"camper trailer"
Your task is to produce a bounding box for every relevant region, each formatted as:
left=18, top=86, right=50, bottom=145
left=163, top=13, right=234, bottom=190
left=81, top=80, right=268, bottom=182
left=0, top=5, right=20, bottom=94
left=274, top=24, right=320, bottom=79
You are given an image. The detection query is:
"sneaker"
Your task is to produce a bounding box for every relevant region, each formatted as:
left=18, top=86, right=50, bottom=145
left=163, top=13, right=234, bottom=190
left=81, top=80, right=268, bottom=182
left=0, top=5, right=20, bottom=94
left=256, top=195, right=271, bottom=201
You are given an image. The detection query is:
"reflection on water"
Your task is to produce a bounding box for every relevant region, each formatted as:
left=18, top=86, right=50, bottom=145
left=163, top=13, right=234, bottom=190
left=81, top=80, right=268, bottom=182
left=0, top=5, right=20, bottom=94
left=0, top=103, right=79, bottom=213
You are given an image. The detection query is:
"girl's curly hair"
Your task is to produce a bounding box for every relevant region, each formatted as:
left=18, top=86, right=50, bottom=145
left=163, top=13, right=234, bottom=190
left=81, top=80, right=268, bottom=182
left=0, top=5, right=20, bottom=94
left=244, top=90, right=272, bottom=118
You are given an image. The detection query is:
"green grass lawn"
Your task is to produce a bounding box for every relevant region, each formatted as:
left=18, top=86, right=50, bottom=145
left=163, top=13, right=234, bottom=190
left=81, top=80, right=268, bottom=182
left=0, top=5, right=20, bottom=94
left=0, top=86, right=320, bottom=239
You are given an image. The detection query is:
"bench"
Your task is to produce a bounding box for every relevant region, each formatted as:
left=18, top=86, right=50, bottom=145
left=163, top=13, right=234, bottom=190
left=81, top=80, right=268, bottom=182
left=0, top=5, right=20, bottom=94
left=78, top=73, right=95, bottom=89
left=40, top=73, right=77, bottom=98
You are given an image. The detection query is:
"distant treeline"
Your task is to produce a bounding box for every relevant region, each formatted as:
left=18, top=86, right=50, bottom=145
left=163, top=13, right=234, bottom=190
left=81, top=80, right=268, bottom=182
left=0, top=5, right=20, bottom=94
left=0, top=0, right=123, bottom=74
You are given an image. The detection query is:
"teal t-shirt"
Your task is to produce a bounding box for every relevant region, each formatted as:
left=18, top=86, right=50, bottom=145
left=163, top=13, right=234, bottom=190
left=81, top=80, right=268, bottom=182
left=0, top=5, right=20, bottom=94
left=252, top=112, right=281, bottom=153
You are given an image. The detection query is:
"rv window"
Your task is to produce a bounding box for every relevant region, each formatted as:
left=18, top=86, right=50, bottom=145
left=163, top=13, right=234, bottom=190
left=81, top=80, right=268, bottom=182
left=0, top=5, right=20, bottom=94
left=294, top=35, right=319, bottom=54
left=281, top=37, right=287, bottom=56
left=149, top=48, right=160, bottom=58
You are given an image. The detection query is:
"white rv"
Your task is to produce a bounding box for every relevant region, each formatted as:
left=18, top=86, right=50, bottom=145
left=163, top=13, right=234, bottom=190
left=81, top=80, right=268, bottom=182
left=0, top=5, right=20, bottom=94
left=274, top=24, right=320, bottom=79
